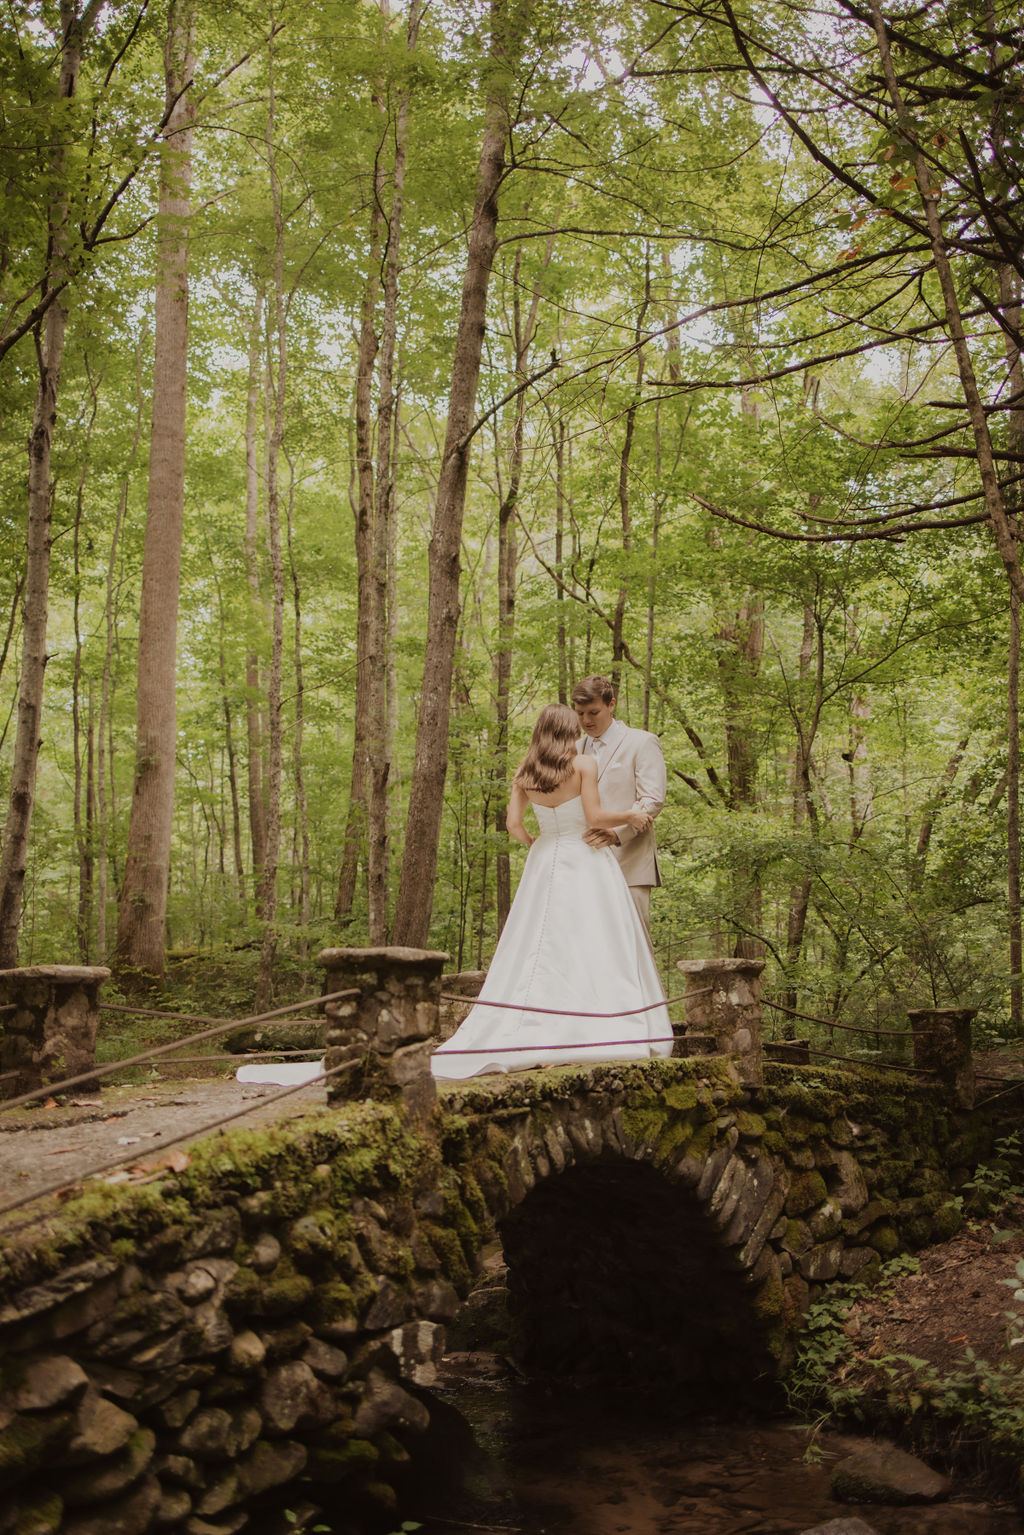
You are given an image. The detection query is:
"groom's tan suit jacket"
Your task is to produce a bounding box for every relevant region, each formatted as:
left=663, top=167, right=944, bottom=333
left=577, top=719, right=667, bottom=889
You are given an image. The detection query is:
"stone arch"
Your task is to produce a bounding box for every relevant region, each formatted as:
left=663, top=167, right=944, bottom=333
left=466, top=1092, right=789, bottom=1393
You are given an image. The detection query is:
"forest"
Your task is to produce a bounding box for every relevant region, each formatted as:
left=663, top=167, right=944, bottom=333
left=1, top=0, right=1022, bottom=1035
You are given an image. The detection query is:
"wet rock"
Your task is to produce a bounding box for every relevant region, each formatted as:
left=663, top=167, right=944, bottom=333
left=228, top=1330, right=265, bottom=1373
left=184, top=1513, right=247, bottom=1535
left=353, top=1368, right=430, bottom=1436
left=302, top=1337, right=349, bottom=1380
left=235, top=1437, right=307, bottom=1495
left=61, top=1474, right=161, bottom=1535
left=154, top=1453, right=202, bottom=1489
left=2, top=1489, right=63, bottom=1535
left=831, top=1441, right=951, bottom=1504
left=260, top=1361, right=335, bottom=1434
left=65, top=1391, right=138, bottom=1461
left=247, top=1233, right=281, bottom=1274
left=154, top=1389, right=200, bottom=1430
left=61, top=1426, right=155, bottom=1505
left=799, top=1520, right=884, bottom=1535
left=9, top=1355, right=88, bottom=1411
left=153, top=1486, right=192, bottom=1525
left=178, top=1408, right=235, bottom=1460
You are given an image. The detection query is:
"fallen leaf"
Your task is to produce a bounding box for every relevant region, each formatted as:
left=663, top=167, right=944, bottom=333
left=44, top=1145, right=85, bottom=1156
left=948, top=1334, right=968, bottom=1343
left=131, top=1149, right=191, bottom=1175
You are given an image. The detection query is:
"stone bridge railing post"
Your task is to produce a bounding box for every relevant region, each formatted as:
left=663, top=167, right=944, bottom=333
left=676, top=956, right=765, bottom=1086
left=908, top=1006, right=976, bottom=1107
left=318, top=946, right=448, bottom=1122
left=0, top=964, right=110, bottom=1100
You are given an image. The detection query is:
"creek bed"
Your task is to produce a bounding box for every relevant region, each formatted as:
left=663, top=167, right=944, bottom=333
left=389, top=1354, right=1024, bottom=1535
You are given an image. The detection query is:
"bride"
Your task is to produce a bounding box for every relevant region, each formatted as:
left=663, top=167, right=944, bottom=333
left=431, top=703, right=673, bottom=1079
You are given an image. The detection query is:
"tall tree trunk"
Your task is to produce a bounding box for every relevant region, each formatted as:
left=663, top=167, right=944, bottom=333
left=72, top=380, right=99, bottom=961
left=335, top=142, right=386, bottom=927
left=285, top=452, right=311, bottom=961
left=992, top=0, right=1024, bottom=1020
left=366, top=0, right=421, bottom=943
left=393, top=0, right=529, bottom=948
left=783, top=604, right=819, bottom=1015
left=0, top=0, right=96, bottom=967
left=552, top=409, right=568, bottom=703
left=114, top=0, right=194, bottom=979
left=493, top=236, right=552, bottom=931
left=97, top=344, right=144, bottom=958
left=612, top=255, right=651, bottom=691
left=254, top=32, right=289, bottom=1012
left=243, top=288, right=268, bottom=906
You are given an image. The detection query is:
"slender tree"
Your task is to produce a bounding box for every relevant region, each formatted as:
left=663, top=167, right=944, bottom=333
left=393, top=0, right=534, bottom=947
left=0, top=1, right=101, bottom=966
left=114, top=0, right=195, bottom=979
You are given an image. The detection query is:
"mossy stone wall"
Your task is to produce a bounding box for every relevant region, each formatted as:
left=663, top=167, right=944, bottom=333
left=0, top=1059, right=1011, bottom=1535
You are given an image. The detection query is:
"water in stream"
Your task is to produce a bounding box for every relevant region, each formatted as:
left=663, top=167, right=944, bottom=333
left=396, top=1354, right=1024, bottom=1535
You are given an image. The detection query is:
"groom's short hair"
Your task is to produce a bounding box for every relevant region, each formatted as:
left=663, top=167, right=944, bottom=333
left=571, top=674, right=616, bottom=706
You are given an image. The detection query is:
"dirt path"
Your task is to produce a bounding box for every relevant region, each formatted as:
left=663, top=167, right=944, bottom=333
left=0, top=1074, right=329, bottom=1220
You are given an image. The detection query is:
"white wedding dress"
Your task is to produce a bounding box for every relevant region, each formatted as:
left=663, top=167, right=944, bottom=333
left=431, top=795, right=673, bottom=1079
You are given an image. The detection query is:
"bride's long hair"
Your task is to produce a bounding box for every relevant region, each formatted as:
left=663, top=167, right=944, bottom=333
left=514, top=704, right=580, bottom=793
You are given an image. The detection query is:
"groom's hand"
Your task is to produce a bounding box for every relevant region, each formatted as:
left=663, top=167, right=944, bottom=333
left=583, top=828, right=619, bottom=848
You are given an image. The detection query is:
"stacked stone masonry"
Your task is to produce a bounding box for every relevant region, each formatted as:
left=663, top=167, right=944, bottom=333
left=0, top=1051, right=1010, bottom=1535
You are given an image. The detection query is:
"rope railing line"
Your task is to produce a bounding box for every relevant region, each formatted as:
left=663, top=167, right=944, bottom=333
left=764, top=998, right=921, bottom=1040
left=147, top=1051, right=326, bottom=1065
left=0, top=1058, right=359, bottom=1225
left=433, top=1037, right=675, bottom=1057
left=781, top=1044, right=934, bottom=1077
left=0, top=1003, right=17, bottom=1016
left=99, top=1003, right=323, bottom=1027
left=438, top=986, right=708, bottom=1017
left=976, top=1078, right=1024, bottom=1108
left=0, top=989, right=358, bottom=1116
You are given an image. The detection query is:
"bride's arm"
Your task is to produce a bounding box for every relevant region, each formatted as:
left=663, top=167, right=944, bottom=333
left=506, top=779, right=535, bottom=847
left=577, top=758, right=651, bottom=831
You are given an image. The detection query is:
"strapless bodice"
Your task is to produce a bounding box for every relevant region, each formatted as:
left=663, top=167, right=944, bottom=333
left=530, top=796, right=588, bottom=838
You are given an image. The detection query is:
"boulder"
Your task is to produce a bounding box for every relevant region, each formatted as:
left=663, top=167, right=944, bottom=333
left=831, top=1442, right=951, bottom=1504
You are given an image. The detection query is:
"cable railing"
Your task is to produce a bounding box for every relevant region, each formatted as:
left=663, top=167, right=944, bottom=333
left=0, top=989, right=357, bottom=1117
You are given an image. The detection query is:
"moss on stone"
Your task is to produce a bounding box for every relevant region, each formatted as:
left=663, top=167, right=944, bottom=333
left=421, top=1222, right=473, bottom=1290
left=931, top=1199, right=964, bottom=1241
left=868, top=1222, right=901, bottom=1257
left=0, top=1411, right=74, bottom=1488
left=11, top=1489, right=62, bottom=1535
left=735, top=1109, right=767, bottom=1140
left=661, top=1080, right=700, bottom=1113
left=752, top=1266, right=785, bottom=1322
left=785, top=1170, right=828, bottom=1216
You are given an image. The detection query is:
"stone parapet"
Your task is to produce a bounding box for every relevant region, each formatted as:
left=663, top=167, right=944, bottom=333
left=318, top=946, right=448, bottom=1120
left=0, top=964, right=110, bottom=1100
left=908, top=1006, right=976, bottom=1107
left=677, top=957, right=765, bottom=1085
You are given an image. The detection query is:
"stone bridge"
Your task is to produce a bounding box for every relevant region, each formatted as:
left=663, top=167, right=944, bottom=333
left=0, top=948, right=1005, bottom=1535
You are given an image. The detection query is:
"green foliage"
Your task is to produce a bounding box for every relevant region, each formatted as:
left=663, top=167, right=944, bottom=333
left=0, top=0, right=1021, bottom=1043
left=962, top=1134, right=1024, bottom=1221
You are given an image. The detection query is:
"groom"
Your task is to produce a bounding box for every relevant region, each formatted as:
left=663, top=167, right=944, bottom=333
left=572, top=674, right=666, bottom=933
